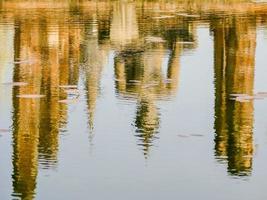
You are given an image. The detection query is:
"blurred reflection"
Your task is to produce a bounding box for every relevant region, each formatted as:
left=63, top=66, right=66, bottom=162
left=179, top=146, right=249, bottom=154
left=10, top=9, right=82, bottom=199
left=81, top=21, right=109, bottom=131
left=11, top=20, right=42, bottom=199
left=113, top=1, right=184, bottom=156
left=110, top=1, right=139, bottom=47
left=212, top=16, right=256, bottom=176
left=0, top=1, right=265, bottom=198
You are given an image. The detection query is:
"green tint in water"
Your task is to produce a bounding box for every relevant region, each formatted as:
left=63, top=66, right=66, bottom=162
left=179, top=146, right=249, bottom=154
left=0, top=0, right=267, bottom=199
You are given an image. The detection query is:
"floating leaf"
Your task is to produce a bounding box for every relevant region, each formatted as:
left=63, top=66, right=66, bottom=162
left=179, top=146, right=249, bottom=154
left=237, top=95, right=263, bottom=100
left=129, top=80, right=141, bottom=83
left=114, top=78, right=124, bottom=82
left=176, top=13, right=200, bottom=17
left=255, top=92, right=267, bottom=97
left=145, top=36, right=166, bottom=43
left=142, top=83, right=158, bottom=89
left=242, top=155, right=253, bottom=158
left=2, top=82, right=28, bottom=86
left=153, top=15, right=174, bottom=19
left=229, top=98, right=237, bottom=101
left=190, top=134, right=204, bottom=137
left=16, top=94, right=45, bottom=98
left=177, top=134, right=189, bottom=138
left=65, top=89, right=79, bottom=92
left=164, top=79, right=172, bottom=83
left=0, top=129, right=11, bottom=133
left=59, top=85, right=78, bottom=89
left=257, top=92, right=267, bottom=94
left=65, top=89, right=80, bottom=95
left=230, top=93, right=249, bottom=97
left=58, top=98, right=79, bottom=104
left=177, top=41, right=194, bottom=44
left=12, top=59, right=34, bottom=64
left=235, top=98, right=250, bottom=103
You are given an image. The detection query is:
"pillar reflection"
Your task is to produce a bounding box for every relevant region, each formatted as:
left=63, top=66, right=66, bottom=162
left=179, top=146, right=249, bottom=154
left=212, top=16, right=256, bottom=176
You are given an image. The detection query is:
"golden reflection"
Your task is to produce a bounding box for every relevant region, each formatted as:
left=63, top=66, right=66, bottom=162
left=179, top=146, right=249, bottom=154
left=81, top=23, right=109, bottom=130
left=10, top=8, right=82, bottom=199
left=212, top=16, right=256, bottom=176
left=0, top=1, right=265, bottom=198
left=110, top=1, right=139, bottom=47
left=113, top=0, right=184, bottom=155
left=11, top=20, right=42, bottom=199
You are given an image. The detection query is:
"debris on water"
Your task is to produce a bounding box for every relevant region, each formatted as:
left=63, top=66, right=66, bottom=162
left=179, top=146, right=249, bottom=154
left=235, top=98, right=250, bottom=103
left=164, top=79, right=172, bottom=83
left=255, top=92, right=267, bottom=97
left=230, top=93, right=266, bottom=102
left=242, top=155, right=253, bottom=158
left=153, top=15, right=174, bottom=19
left=13, top=60, right=31, bottom=64
left=177, top=133, right=204, bottom=138
left=114, top=78, right=124, bottom=82
left=176, top=13, right=200, bottom=17
left=0, top=129, right=11, bottom=133
left=257, top=92, right=267, bottom=94
left=190, top=134, right=204, bottom=137
left=59, top=85, right=78, bottom=89
left=129, top=80, right=141, bottom=83
left=16, top=94, right=45, bottom=98
left=65, top=89, right=80, bottom=95
left=2, top=82, right=28, bottom=86
left=230, top=93, right=249, bottom=97
left=229, top=98, right=237, bottom=101
left=177, top=134, right=189, bottom=138
left=142, top=83, right=158, bottom=89
left=58, top=98, right=79, bottom=104
left=177, top=41, right=194, bottom=44
left=145, top=36, right=166, bottom=43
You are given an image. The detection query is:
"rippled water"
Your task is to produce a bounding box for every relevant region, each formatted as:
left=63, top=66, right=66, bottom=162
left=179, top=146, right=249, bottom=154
left=1, top=0, right=267, bottom=199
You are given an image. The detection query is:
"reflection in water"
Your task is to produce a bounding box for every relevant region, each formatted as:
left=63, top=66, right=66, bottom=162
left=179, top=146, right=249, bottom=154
left=11, top=22, right=41, bottom=199
left=0, top=0, right=266, bottom=198
left=10, top=10, right=81, bottom=199
left=82, top=22, right=109, bottom=131
left=212, top=16, right=256, bottom=176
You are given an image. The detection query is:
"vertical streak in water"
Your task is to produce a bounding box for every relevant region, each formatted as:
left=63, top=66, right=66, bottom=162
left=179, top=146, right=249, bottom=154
left=212, top=16, right=256, bottom=176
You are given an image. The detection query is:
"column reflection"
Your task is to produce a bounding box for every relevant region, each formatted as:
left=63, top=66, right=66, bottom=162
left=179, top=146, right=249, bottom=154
left=212, top=16, right=256, bottom=176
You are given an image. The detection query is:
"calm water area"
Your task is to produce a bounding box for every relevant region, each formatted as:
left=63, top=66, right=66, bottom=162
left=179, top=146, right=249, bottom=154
left=1, top=0, right=267, bottom=199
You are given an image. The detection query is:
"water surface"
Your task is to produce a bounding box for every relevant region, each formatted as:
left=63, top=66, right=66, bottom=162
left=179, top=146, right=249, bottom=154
left=1, top=0, right=267, bottom=199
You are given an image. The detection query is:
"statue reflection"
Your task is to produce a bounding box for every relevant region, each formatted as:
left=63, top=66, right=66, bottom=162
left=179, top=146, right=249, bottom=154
left=212, top=16, right=256, bottom=176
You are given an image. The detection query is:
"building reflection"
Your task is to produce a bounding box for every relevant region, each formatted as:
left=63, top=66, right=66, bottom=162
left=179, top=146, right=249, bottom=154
left=81, top=21, right=109, bottom=131
left=0, top=1, right=265, bottom=198
left=212, top=16, right=256, bottom=176
left=11, top=19, right=42, bottom=199
left=10, top=9, right=82, bottom=199
left=112, top=1, right=186, bottom=156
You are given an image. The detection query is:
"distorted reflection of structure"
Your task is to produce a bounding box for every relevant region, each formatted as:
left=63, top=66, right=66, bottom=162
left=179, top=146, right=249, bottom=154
left=212, top=16, right=256, bottom=176
left=10, top=9, right=81, bottom=199
left=112, top=1, right=198, bottom=156
left=0, top=1, right=266, bottom=198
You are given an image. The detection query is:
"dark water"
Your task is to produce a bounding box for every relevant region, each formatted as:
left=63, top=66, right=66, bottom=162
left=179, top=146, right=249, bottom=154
left=1, top=0, right=267, bottom=199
